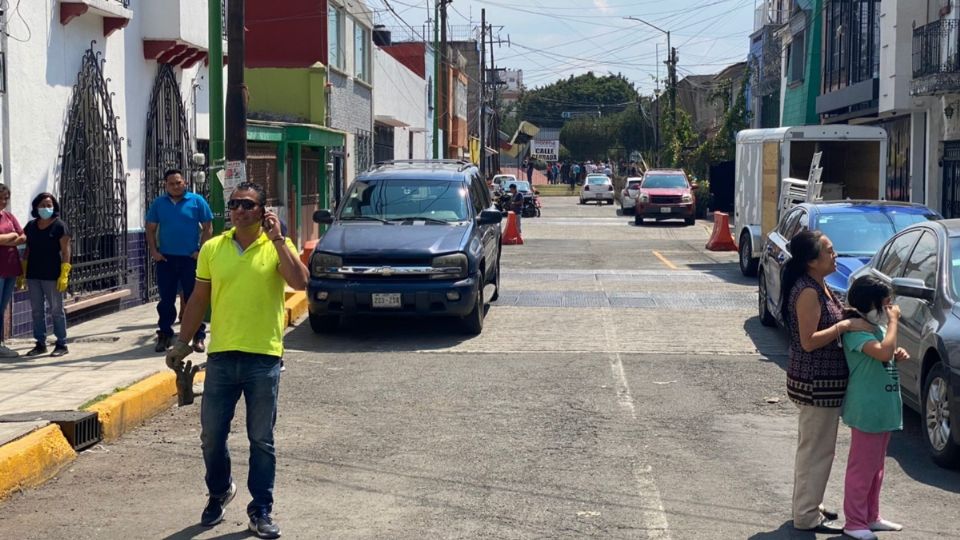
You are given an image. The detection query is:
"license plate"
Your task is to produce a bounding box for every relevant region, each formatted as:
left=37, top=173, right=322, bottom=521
left=660, top=207, right=672, bottom=213
left=372, top=293, right=402, bottom=308
left=595, top=194, right=604, bottom=199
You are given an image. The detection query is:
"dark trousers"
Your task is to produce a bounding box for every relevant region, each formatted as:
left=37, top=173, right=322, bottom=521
left=156, top=255, right=205, bottom=340
left=201, top=352, right=281, bottom=516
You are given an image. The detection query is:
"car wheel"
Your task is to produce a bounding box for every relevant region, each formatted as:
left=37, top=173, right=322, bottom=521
left=579, top=198, right=584, bottom=205
left=739, top=231, right=759, bottom=277
left=758, top=270, right=777, bottom=327
left=461, top=273, right=485, bottom=335
left=923, top=362, right=960, bottom=468
left=535, top=207, right=541, bottom=217
left=634, top=215, right=643, bottom=226
left=684, top=217, right=695, bottom=226
left=490, top=256, right=501, bottom=302
left=308, top=311, right=339, bottom=334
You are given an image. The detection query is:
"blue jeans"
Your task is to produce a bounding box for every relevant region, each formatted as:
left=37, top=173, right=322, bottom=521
left=27, top=279, right=67, bottom=347
left=0, top=277, right=14, bottom=342
left=200, top=352, right=281, bottom=516
left=156, top=255, right=205, bottom=340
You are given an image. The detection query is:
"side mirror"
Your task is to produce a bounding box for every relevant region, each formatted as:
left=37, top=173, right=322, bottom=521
left=313, top=209, right=334, bottom=225
left=477, top=209, right=504, bottom=225
left=892, top=277, right=935, bottom=302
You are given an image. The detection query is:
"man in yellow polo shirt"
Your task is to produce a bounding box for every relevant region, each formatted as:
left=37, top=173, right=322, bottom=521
left=166, top=181, right=308, bottom=539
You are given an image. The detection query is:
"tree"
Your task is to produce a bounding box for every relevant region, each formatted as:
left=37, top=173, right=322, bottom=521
left=518, top=72, right=639, bottom=128
left=560, top=116, right=617, bottom=160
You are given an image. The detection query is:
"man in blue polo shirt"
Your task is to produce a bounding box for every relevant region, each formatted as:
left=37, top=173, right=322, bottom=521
left=147, top=169, right=213, bottom=353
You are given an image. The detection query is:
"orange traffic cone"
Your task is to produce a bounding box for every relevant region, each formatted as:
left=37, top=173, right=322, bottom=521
left=705, top=211, right=737, bottom=251
left=502, top=211, right=524, bottom=245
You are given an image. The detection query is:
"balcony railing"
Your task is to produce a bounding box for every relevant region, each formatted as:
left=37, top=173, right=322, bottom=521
left=912, top=19, right=960, bottom=95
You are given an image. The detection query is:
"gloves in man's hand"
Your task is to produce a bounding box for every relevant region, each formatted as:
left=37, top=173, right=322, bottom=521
left=165, top=339, right=193, bottom=370
left=175, top=360, right=203, bottom=407
left=57, top=263, right=72, bottom=293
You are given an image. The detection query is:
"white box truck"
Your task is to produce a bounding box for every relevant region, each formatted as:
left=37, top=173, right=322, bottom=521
left=734, top=125, right=888, bottom=276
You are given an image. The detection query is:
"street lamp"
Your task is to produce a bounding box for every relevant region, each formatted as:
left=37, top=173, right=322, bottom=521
left=624, top=16, right=675, bottom=130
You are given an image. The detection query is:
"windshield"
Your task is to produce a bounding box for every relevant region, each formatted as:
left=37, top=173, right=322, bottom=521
left=587, top=177, right=609, bottom=185
left=627, top=181, right=642, bottom=189
left=509, top=181, right=531, bottom=192
left=494, top=175, right=516, bottom=184
left=816, top=210, right=935, bottom=257
left=950, top=237, right=960, bottom=298
left=339, top=179, right=469, bottom=222
left=642, top=174, right=688, bottom=189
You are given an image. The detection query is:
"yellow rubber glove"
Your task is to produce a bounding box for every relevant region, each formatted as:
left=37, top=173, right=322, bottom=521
left=16, top=260, right=26, bottom=291
left=57, top=263, right=71, bottom=293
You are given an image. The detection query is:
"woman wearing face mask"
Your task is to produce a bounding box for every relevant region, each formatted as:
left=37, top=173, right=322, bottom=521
left=779, top=230, right=873, bottom=533
left=21, top=193, right=71, bottom=357
left=839, top=276, right=909, bottom=540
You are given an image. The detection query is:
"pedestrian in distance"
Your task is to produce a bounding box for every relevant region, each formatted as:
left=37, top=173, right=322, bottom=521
left=509, top=183, right=524, bottom=233
left=166, top=181, right=308, bottom=539
left=146, top=169, right=213, bottom=354
left=0, top=184, right=25, bottom=358
left=21, top=193, right=71, bottom=357
left=526, top=158, right=535, bottom=183
left=840, top=275, right=908, bottom=540
left=779, top=230, right=873, bottom=533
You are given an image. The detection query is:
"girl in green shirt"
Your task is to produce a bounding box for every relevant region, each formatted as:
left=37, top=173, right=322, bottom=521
left=840, top=276, right=910, bottom=540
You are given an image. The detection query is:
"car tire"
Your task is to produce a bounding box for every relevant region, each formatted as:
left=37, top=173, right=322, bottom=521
left=684, top=217, right=695, bottom=226
left=308, top=311, right=339, bottom=334
left=490, top=256, right=501, bottom=302
left=535, top=207, right=541, bottom=217
left=461, top=273, right=485, bottom=335
left=739, top=231, right=759, bottom=277
left=758, top=270, right=777, bottom=327
left=579, top=198, right=585, bottom=205
left=634, top=215, right=643, bottom=226
left=922, top=362, right=960, bottom=468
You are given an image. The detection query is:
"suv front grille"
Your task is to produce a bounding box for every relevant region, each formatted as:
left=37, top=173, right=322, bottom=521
left=651, top=195, right=683, bottom=204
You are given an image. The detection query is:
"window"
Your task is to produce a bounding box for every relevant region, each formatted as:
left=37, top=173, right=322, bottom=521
left=354, top=23, right=370, bottom=82
left=469, top=178, right=485, bottom=215
left=823, top=0, right=879, bottom=92
left=327, top=6, right=344, bottom=70
left=903, top=232, right=938, bottom=289
left=878, top=231, right=921, bottom=278
left=777, top=209, right=801, bottom=237
left=788, top=31, right=805, bottom=83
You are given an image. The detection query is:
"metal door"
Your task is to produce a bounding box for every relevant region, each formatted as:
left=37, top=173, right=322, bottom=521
left=59, top=47, right=127, bottom=298
left=942, top=141, right=960, bottom=218
left=143, top=63, right=192, bottom=300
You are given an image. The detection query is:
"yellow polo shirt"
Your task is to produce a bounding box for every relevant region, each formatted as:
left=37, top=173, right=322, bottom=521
left=196, top=228, right=298, bottom=357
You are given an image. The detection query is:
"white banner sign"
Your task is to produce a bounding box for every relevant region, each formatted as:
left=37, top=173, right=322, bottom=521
left=530, top=140, right=559, bottom=161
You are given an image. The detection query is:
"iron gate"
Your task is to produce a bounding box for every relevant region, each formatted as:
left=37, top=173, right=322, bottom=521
left=942, top=141, right=960, bottom=218
left=355, top=128, right=373, bottom=173
left=143, top=63, right=192, bottom=300
left=59, top=46, right=127, bottom=298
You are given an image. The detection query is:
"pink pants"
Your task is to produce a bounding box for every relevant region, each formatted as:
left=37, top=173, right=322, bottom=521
left=843, top=428, right=891, bottom=530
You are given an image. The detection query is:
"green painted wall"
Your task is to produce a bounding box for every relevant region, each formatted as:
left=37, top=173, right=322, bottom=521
left=246, top=67, right=327, bottom=125
left=781, top=0, right=822, bottom=126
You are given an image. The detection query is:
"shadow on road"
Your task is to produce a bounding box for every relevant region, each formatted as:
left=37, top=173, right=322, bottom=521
left=161, top=524, right=252, bottom=539
left=887, top=408, right=960, bottom=493
left=742, top=316, right=790, bottom=368
left=686, top=261, right=756, bottom=286
left=746, top=520, right=824, bottom=539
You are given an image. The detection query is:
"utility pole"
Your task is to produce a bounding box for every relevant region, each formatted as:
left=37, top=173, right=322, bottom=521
left=432, top=2, right=440, bottom=159
left=439, top=0, right=449, bottom=159
left=225, top=0, right=247, bottom=165
left=208, top=0, right=225, bottom=233
left=668, top=44, right=677, bottom=131
left=479, top=8, right=486, bottom=176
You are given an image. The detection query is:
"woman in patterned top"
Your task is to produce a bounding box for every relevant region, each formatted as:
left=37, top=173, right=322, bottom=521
left=779, top=230, right=872, bottom=533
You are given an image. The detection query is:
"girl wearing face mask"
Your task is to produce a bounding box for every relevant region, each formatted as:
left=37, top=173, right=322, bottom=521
left=21, top=193, right=71, bottom=357
left=839, top=275, right=910, bottom=540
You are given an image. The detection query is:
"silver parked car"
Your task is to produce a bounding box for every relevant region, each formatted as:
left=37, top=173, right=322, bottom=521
left=848, top=219, right=960, bottom=468
left=579, top=174, right=614, bottom=205
left=619, top=176, right=643, bottom=215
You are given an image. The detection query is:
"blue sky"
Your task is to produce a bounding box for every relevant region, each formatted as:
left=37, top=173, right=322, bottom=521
left=375, top=0, right=758, bottom=96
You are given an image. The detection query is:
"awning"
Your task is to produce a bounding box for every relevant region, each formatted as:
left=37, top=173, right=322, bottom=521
left=247, top=120, right=346, bottom=147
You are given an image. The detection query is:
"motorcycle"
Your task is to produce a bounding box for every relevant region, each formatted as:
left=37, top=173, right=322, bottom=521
left=497, top=191, right=541, bottom=218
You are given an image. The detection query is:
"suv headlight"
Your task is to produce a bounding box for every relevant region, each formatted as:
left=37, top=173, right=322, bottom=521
left=638, top=193, right=649, bottom=203
left=431, top=253, right=468, bottom=279
left=682, top=193, right=693, bottom=203
left=312, top=252, right=343, bottom=278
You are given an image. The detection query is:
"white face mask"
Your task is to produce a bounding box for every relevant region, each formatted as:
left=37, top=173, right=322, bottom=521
left=861, top=308, right=889, bottom=327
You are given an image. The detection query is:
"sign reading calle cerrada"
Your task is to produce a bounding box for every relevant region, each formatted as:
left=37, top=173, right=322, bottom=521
left=530, top=140, right=560, bottom=162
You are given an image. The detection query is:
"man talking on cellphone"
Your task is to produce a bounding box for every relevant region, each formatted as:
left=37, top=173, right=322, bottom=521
left=166, top=181, right=308, bottom=539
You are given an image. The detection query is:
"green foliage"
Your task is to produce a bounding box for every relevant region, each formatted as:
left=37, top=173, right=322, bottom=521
left=560, top=116, right=617, bottom=161
left=518, top=72, right=639, bottom=128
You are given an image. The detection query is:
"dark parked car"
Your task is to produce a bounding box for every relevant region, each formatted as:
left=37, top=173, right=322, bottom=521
left=847, top=219, right=960, bottom=468
left=758, top=201, right=940, bottom=328
left=308, top=160, right=503, bottom=335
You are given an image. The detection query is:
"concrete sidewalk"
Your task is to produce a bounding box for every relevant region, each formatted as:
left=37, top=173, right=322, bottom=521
left=0, top=291, right=308, bottom=498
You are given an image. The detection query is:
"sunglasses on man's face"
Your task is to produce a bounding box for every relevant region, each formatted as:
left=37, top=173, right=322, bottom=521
left=227, top=199, right=259, bottom=211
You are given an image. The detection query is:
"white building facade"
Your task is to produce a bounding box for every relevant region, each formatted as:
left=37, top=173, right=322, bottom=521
left=373, top=47, right=428, bottom=162
left=0, top=0, right=222, bottom=334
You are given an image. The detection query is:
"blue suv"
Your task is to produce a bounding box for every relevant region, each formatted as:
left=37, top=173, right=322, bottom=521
left=308, top=160, right=504, bottom=335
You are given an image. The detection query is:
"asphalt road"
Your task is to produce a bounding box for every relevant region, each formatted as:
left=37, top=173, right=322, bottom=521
left=1, top=197, right=958, bottom=539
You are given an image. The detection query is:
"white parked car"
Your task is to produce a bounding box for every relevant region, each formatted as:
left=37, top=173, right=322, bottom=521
left=619, top=176, right=644, bottom=214
left=579, top=174, right=614, bottom=205
left=491, top=174, right=518, bottom=195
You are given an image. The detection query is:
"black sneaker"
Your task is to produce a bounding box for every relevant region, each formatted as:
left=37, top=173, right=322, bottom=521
left=248, top=511, right=281, bottom=538
left=199, top=482, right=236, bottom=526
left=25, top=344, right=47, bottom=357
left=51, top=345, right=69, bottom=357
left=154, top=333, right=172, bottom=353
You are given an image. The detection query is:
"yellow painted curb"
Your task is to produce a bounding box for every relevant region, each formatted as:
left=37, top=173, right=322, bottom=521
left=0, top=424, right=76, bottom=500
left=86, top=370, right=207, bottom=443
left=283, top=291, right=308, bottom=327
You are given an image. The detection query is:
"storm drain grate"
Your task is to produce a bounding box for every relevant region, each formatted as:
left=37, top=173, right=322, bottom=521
left=0, top=410, right=102, bottom=451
